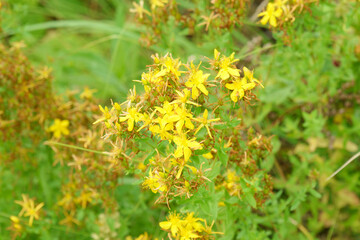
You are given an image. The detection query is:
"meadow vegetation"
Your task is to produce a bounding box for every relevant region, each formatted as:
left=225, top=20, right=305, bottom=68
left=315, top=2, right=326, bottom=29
left=0, top=0, right=359, bottom=239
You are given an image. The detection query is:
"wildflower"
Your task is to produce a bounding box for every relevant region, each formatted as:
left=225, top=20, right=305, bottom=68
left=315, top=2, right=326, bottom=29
left=159, top=212, right=183, bottom=237
left=119, top=107, right=142, bottom=131
left=179, top=225, right=200, bottom=240
left=8, top=216, right=23, bottom=239
left=193, top=109, right=220, bottom=139
left=185, top=63, right=210, bottom=100
left=183, top=212, right=204, bottom=232
left=59, top=210, right=80, bottom=226
left=15, top=195, right=44, bottom=226
left=37, top=66, right=52, bottom=80
left=137, top=112, right=156, bottom=132
left=158, top=55, right=183, bottom=80
left=198, top=12, right=219, bottom=31
left=149, top=118, right=174, bottom=140
left=150, top=0, right=168, bottom=10
left=127, top=85, right=137, bottom=103
left=202, top=220, right=223, bottom=235
left=10, top=216, right=22, bottom=230
left=243, top=67, right=263, bottom=88
left=155, top=101, right=174, bottom=116
left=15, top=194, right=31, bottom=216
left=80, top=87, right=97, bottom=99
left=172, top=105, right=195, bottom=132
left=57, top=192, right=73, bottom=210
left=258, top=3, right=283, bottom=27
left=93, top=105, right=112, bottom=124
left=173, top=133, right=202, bottom=161
left=48, top=119, right=70, bottom=138
left=143, top=169, right=167, bottom=193
left=225, top=77, right=255, bottom=102
left=172, top=89, right=200, bottom=107
left=215, top=52, right=240, bottom=80
left=76, top=190, right=93, bottom=209
left=130, top=0, right=150, bottom=19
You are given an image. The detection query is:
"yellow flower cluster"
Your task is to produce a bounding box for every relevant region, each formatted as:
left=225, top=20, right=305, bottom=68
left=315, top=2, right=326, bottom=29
left=159, top=212, right=222, bottom=240
left=258, top=0, right=318, bottom=27
left=95, top=50, right=263, bottom=203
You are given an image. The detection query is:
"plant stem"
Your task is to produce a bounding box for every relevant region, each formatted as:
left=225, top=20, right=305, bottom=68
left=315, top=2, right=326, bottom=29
left=44, top=141, right=110, bottom=156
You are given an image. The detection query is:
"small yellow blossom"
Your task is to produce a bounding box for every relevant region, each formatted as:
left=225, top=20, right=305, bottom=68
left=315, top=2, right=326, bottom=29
left=75, top=190, right=93, bottom=209
left=8, top=216, right=23, bottom=238
left=93, top=105, right=112, bottom=124
left=15, top=195, right=44, bottom=226
left=59, top=210, right=80, bottom=226
left=243, top=67, right=263, bottom=88
left=158, top=55, right=182, bottom=79
left=37, top=66, right=52, bottom=80
left=80, top=87, right=97, bottom=99
left=185, top=63, right=210, bottom=100
left=173, top=89, right=200, bottom=107
left=258, top=3, right=283, bottom=27
left=130, top=0, right=150, bottom=19
left=225, top=77, right=255, bottom=102
left=48, top=119, right=70, bottom=138
left=172, top=105, right=195, bottom=132
left=143, top=169, right=167, bottom=193
left=193, top=109, right=220, bottom=139
left=215, top=52, right=240, bottom=80
left=149, top=118, right=174, bottom=140
left=173, top=133, right=202, bottom=161
left=119, top=107, right=142, bottom=131
left=150, top=0, right=168, bottom=10
left=159, top=212, right=183, bottom=237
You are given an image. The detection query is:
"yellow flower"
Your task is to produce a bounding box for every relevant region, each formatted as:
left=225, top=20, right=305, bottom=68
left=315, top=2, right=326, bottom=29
left=8, top=216, right=23, bottom=237
left=185, top=63, right=210, bottom=100
left=149, top=118, right=174, bottom=140
left=119, top=107, right=142, bottom=131
left=59, top=210, right=80, bottom=226
left=159, top=212, right=183, bottom=237
left=172, top=89, right=200, bottom=107
left=130, top=0, right=150, bottom=19
left=57, top=192, right=73, bottom=210
left=15, top=195, right=44, bottom=226
left=179, top=225, right=200, bottom=240
left=193, top=109, right=220, bottom=139
left=183, top=212, right=204, bottom=232
left=143, top=169, right=167, bottom=193
left=172, top=105, right=195, bottom=132
left=173, top=133, right=202, bottom=161
left=93, top=105, right=112, bottom=124
left=258, top=3, right=283, bottom=27
left=243, top=67, right=263, bottom=88
left=150, top=0, right=168, bottom=10
left=48, top=119, right=70, bottom=138
left=158, top=55, right=182, bottom=79
left=80, top=87, right=97, bottom=99
left=37, top=66, right=52, bottom=80
left=225, top=77, right=255, bottom=102
left=215, top=52, right=240, bottom=80
left=75, top=190, right=93, bottom=209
